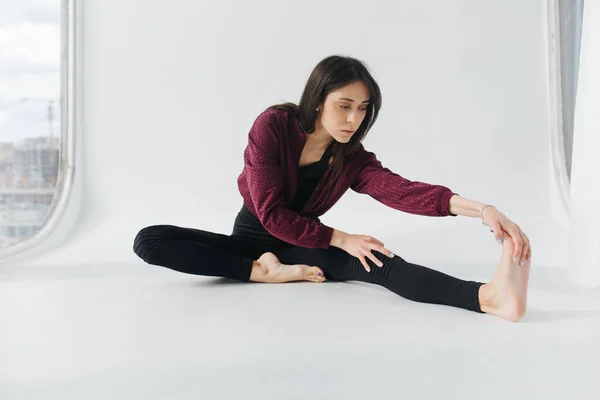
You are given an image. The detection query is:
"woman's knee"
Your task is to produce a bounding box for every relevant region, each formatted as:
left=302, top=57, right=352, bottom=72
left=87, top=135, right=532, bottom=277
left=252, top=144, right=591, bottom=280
left=133, top=225, right=172, bottom=262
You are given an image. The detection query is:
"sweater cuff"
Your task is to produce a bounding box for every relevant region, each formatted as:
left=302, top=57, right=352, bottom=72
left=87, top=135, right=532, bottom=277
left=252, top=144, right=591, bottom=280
left=317, top=225, right=335, bottom=248
left=440, top=189, right=458, bottom=216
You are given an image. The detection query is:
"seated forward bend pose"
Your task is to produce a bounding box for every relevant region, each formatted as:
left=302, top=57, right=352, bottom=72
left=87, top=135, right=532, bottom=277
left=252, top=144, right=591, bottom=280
left=133, top=55, right=532, bottom=322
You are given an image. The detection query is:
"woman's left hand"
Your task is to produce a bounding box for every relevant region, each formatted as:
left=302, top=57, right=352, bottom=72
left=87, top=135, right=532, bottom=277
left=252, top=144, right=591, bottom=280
left=482, top=206, right=531, bottom=265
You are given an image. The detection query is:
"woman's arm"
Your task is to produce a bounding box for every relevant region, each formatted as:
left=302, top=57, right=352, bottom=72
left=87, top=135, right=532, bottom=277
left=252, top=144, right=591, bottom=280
left=447, top=194, right=489, bottom=218
left=350, top=148, right=456, bottom=217
left=242, top=110, right=335, bottom=249
left=448, top=194, right=531, bottom=265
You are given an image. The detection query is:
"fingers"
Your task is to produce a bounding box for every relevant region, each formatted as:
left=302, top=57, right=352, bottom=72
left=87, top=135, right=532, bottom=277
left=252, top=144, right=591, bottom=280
left=360, top=255, right=371, bottom=272
left=365, top=251, right=383, bottom=269
left=509, top=225, right=525, bottom=264
left=367, top=236, right=394, bottom=258
left=360, top=236, right=394, bottom=272
left=490, top=221, right=530, bottom=265
left=519, top=230, right=531, bottom=264
left=385, top=248, right=395, bottom=258
left=518, top=231, right=526, bottom=264
left=511, top=231, right=523, bottom=262
left=361, top=249, right=384, bottom=272
left=366, top=245, right=390, bottom=270
left=491, top=222, right=504, bottom=244
left=379, top=245, right=395, bottom=258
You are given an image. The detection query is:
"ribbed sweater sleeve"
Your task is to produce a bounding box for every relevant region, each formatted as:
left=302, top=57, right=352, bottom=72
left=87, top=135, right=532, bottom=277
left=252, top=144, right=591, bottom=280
left=351, top=147, right=457, bottom=217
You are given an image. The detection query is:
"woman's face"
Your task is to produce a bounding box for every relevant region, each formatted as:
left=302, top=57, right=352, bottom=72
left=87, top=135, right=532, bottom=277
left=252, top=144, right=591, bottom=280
left=317, top=80, right=370, bottom=143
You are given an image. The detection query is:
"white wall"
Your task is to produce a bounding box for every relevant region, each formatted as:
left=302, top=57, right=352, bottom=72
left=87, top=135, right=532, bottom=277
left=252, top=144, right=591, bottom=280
left=3, top=0, right=569, bottom=269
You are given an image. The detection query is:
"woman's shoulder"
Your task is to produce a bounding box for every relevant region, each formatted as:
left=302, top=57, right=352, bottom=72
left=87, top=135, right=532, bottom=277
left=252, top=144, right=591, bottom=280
left=245, top=107, right=299, bottom=152
left=349, top=142, right=379, bottom=169
left=249, top=106, right=299, bottom=139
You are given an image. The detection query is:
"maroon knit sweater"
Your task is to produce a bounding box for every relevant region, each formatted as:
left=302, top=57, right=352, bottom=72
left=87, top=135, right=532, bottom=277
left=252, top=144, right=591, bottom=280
left=236, top=109, right=457, bottom=249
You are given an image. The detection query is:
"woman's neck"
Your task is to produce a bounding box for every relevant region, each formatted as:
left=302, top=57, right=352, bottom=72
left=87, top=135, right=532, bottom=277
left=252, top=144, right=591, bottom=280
left=307, top=122, right=334, bottom=152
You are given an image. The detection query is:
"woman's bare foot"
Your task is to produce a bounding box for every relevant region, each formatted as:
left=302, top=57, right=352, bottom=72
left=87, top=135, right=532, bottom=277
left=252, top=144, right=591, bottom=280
left=479, top=237, right=530, bottom=322
left=249, top=252, right=326, bottom=283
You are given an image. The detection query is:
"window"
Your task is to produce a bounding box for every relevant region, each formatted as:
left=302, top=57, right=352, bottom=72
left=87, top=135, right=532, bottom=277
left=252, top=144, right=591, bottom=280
left=0, top=0, right=77, bottom=256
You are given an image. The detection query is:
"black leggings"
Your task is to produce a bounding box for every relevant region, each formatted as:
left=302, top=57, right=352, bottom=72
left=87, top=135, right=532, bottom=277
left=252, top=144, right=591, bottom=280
left=133, top=208, right=485, bottom=313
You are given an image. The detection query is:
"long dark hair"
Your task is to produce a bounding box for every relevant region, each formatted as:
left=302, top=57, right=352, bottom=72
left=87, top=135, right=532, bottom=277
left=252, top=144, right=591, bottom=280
left=268, top=55, right=382, bottom=202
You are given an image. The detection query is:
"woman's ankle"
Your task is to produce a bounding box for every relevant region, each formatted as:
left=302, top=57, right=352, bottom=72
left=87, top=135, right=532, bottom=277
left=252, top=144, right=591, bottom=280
left=249, top=260, right=265, bottom=281
left=478, top=283, right=498, bottom=313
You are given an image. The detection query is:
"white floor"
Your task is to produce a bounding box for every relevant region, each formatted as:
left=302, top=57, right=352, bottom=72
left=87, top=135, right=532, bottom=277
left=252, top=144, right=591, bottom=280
left=2, top=261, right=600, bottom=400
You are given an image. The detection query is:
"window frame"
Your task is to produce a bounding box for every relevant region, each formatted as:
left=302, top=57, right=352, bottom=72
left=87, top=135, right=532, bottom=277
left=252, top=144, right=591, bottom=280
left=0, top=0, right=80, bottom=260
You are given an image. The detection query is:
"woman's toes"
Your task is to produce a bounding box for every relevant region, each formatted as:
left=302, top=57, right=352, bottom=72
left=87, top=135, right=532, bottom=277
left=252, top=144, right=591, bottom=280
left=307, top=266, right=325, bottom=282
left=315, top=267, right=325, bottom=282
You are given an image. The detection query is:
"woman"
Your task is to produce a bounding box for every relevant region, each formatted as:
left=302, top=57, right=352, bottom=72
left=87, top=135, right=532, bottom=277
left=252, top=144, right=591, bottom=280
left=133, top=55, right=531, bottom=322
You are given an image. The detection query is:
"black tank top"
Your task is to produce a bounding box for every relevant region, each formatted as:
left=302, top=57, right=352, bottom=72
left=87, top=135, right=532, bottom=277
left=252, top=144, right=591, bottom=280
left=289, top=143, right=332, bottom=211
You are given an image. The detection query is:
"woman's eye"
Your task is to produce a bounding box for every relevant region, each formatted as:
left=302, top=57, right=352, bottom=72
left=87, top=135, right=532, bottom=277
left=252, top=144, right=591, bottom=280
left=339, top=105, right=367, bottom=111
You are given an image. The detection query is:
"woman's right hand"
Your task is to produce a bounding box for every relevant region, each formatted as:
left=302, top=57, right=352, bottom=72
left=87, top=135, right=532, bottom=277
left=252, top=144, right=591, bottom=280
left=334, top=231, right=395, bottom=272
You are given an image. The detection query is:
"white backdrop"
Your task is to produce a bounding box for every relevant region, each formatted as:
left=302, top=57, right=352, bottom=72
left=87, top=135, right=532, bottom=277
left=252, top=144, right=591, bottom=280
left=5, top=0, right=568, bottom=269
